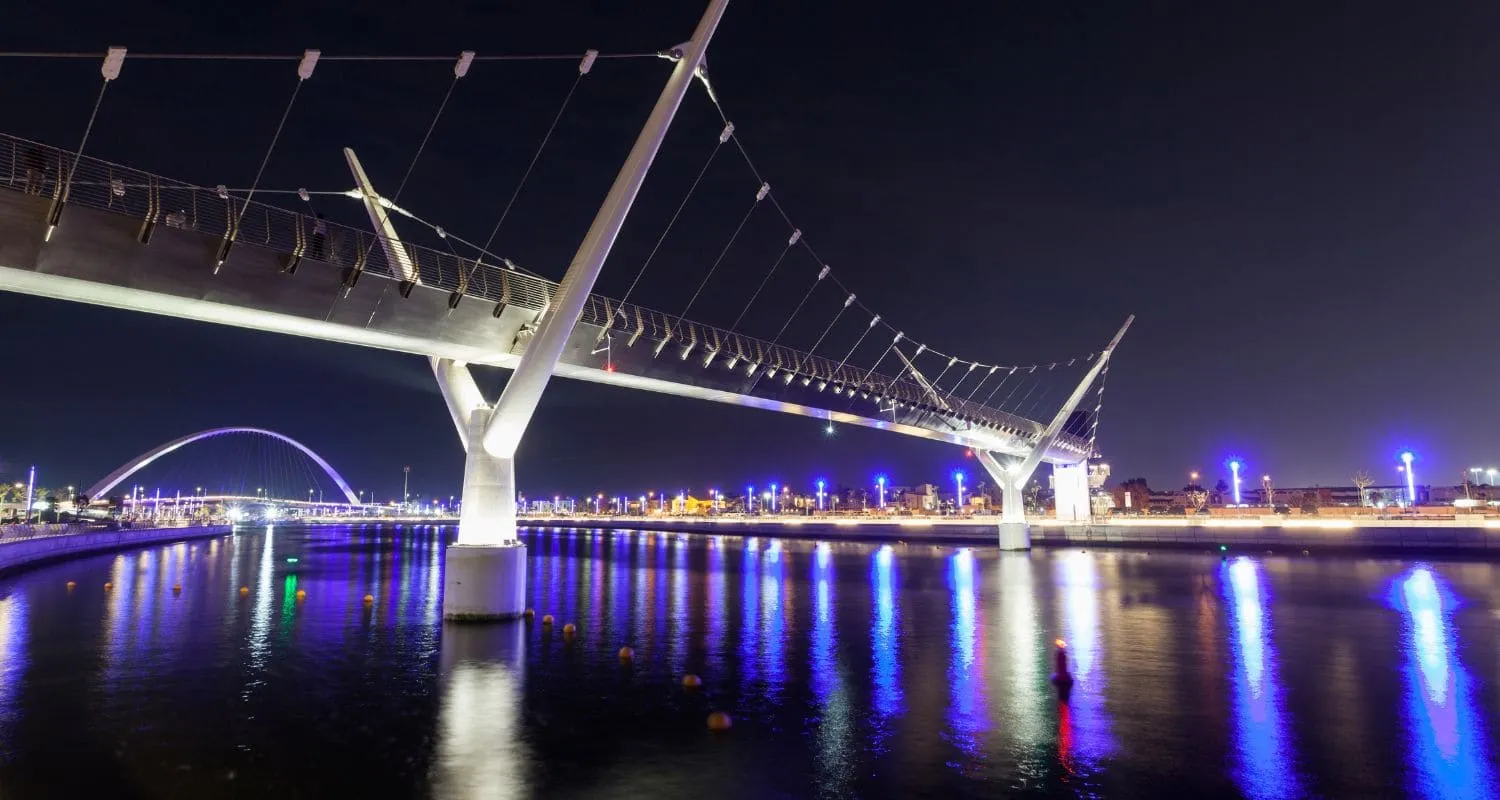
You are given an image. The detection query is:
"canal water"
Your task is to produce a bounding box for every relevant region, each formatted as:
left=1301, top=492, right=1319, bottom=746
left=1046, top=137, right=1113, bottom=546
left=0, top=525, right=1497, bottom=798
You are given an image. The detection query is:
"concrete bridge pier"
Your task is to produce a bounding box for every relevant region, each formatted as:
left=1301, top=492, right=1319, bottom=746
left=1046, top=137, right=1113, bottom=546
left=976, top=316, right=1133, bottom=552
left=350, top=0, right=729, bottom=620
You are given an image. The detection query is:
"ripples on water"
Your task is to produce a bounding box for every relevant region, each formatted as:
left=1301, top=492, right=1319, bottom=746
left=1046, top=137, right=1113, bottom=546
left=0, top=524, right=1497, bottom=798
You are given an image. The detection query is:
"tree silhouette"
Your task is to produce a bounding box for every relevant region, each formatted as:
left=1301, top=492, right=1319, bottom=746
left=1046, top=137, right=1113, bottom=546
left=1352, top=469, right=1375, bottom=507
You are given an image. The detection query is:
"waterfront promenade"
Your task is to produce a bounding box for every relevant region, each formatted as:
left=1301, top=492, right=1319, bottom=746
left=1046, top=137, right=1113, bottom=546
left=506, top=513, right=1500, bottom=554
left=0, top=521, right=230, bottom=573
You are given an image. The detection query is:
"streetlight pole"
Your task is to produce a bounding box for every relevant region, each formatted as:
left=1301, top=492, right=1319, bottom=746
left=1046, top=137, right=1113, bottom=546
left=1228, top=460, right=1242, bottom=506
left=1401, top=451, right=1417, bottom=506
left=402, top=465, right=410, bottom=510
left=954, top=470, right=965, bottom=513
left=816, top=479, right=825, bottom=512
left=876, top=475, right=886, bottom=510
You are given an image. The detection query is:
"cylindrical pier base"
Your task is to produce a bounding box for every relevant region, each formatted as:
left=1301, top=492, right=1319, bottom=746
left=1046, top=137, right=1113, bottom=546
left=443, top=543, right=527, bottom=622
left=998, top=522, right=1031, bottom=551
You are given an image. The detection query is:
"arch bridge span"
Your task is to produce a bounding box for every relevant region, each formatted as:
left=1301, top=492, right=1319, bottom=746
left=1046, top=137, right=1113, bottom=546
left=87, top=427, right=360, bottom=505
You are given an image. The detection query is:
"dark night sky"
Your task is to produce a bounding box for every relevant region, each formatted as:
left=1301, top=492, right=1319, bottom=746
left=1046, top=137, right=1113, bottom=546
left=2, top=0, right=1498, bottom=500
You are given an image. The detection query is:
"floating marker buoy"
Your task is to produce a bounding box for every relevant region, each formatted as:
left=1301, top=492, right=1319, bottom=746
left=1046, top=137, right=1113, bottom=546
left=65, top=581, right=76, bottom=590
left=707, top=711, right=733, bottom=732
left=295, top=590, right=306, bottom=601
left=682, top=674, right=703, bottom=690
left=363, top=594, right=374, bottom=604
left=618, top=646, right=634, bottom=662
left=542, top=614, right=554, bottom=626
left=1050, top=638, right=1074, bottom=698
left=172, top=584, right=182, bottom=593
left=524, top=608, right=535, bottom=618
left=562, top=623, right=577, bottom=636
left=239, top=586, right=250, bottom=595
left=104, top=582, right=113, bottom=591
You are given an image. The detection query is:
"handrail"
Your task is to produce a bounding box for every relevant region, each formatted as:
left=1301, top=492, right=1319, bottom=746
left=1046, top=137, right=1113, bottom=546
left=0, top=132, right=1089, bottom=454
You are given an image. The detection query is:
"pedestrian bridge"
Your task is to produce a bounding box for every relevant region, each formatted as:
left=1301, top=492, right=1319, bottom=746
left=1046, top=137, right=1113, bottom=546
left=0, top=132, right=1094, bottom=462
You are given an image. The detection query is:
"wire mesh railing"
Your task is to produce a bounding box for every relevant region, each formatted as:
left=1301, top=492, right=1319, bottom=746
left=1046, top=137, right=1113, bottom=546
left=0, top=133, right=1091, bottom=454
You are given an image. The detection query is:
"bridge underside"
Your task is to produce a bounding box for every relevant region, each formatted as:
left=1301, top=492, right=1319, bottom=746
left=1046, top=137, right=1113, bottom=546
left=0, top=188, right=1086, bottom=463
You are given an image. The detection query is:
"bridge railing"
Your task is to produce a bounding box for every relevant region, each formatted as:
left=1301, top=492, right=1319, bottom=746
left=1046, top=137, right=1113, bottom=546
left=0, top=133, right=1091, bottom=455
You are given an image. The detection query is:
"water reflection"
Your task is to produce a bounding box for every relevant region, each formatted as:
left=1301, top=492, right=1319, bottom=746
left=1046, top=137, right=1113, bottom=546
left=946, top=549, right=987, bottom=769
left=870, top=544, right=903, bottom=745
left=0, top=590, right=27, bottom=741
left=432, top=623, right=529, bottom=799
left=6, top=526, right=1500, bottom=798
left=1393, top=566, right=1495, bottom=799
left=760, top=539, right=786, bottom=700
left=810, top=542, right=854, bottom=795
left=1222, top=557, right=1302, bottom=799
left=1056, top=552, right=1112, bottom=774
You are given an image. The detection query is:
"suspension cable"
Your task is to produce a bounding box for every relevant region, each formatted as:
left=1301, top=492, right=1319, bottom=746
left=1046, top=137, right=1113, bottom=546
left=764, top=263, right=829, bottom=347
left=615, top=121, right=731, bottom=326
left=46, top=47, right=125, bottom=241
left=729, top=228, right=798, bottom=331
left=678, top=181, right=768, bottom=320
left=479, top=56, right=593, bottom=256
left=357, top=51, right=476, bottom=278
left=217, top=49, right=319, bottom=271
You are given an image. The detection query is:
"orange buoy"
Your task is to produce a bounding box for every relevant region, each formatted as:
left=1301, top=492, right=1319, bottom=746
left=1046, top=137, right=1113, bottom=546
left=542, top=614, right=554, bottom=626
left=239, top=586, right=250, bottom=595
left=295, top=589, right=307, bottom=601
left=172, top=584, right=182, bottom=593
left=618, top=646, right=635, bottom=662
left=682, top=674, right=703, bottom=690
left=707, top=711, right=733, bottom=732
left=524, top=608, right=535, bottom=618
left=65, top=581, right=76, bottom=590
left=103, top=582, right=113, bottom=591
left=562, top=623, right=577, bottom=636
left=363, top=594, right=374, bottom=604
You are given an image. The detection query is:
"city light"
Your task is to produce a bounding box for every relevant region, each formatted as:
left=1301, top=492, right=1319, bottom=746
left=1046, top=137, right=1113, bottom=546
left=770, top=482, right=778, bottom=512
left=953, top=469, right=965, bottom=510
left=746, top=485, right=754, bottom=514
left=875, top=474, right=887, bottom=509
left=825, top=422, right=835, bottom=436
left=1401, top=451, right=1416, bottom=505
left=816, top=479, right=826, bottom=511
left=1229, top=459, right=1243, bottom=505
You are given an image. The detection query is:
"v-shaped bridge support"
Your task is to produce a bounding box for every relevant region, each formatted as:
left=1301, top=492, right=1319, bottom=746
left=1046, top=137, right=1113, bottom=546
left=348, top=0, right=731, bottom=619
left=975, top=316, right=1132, bottom=549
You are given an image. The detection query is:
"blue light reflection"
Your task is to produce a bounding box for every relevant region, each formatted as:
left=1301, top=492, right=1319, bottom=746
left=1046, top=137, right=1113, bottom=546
left=946, top=548, right=987, bottom=768
left=1222, top=557, right=1302, bottom=800
left=1055, top=552, right=1112, bottom=773
left=1392, top=566, right=1495, bottom=799
left=870, top=544, right=903, bottom=743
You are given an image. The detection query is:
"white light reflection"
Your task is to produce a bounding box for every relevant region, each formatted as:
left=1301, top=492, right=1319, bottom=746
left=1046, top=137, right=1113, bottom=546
left=248, top=528, right=275, bottom=672
left=1223, top=557, right=1302, bottom=799
left=871, top=544, right=903, bottom=745
left=811, top=542, right=854, bottom=794
left=1056, top=551, right=1113, bottom=773
left=1393, top=566, right=1495, bottom=799
left=669, top=536, right=688, bottom=675
left=706, top=536, right=726, bottom=677
left=760, top=539, right=786, bottom=700
left=947, top=548, right=987, bottom=767
left=0, top=590, right=29, bottom=732
left=995, top=554, right=1046, bottom=761
left=432, top=623, right=529, bottom=799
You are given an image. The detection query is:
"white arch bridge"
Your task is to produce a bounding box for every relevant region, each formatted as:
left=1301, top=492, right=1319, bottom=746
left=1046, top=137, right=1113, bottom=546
left=86, top=426, right=362, bottom=506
